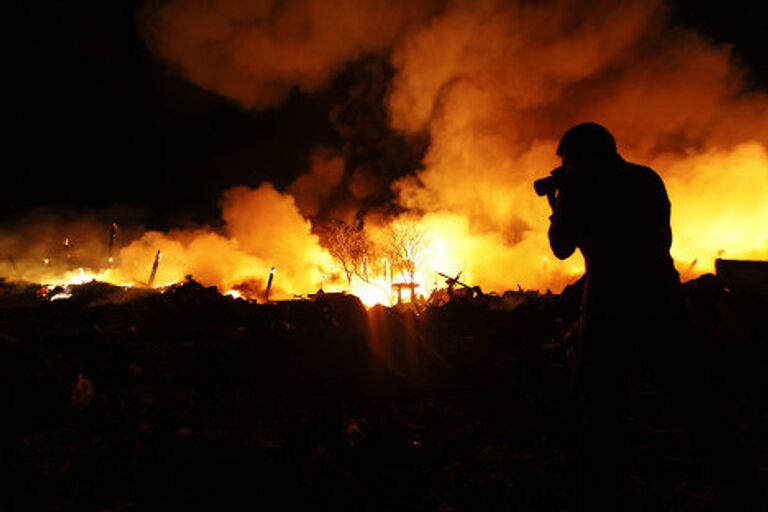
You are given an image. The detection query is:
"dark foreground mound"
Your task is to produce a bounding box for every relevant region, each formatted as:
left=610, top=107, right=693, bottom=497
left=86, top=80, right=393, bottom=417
left=0, top=277, right=766, bottom=511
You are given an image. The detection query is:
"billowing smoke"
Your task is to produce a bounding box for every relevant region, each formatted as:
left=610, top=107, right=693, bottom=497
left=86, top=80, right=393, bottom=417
left=140, top=0, right=440, bottom=109
left=383, top=0, right=768, bottom=288
left=3, top=0, right=766, bottom=300
left=0, top=185, right=341, bottom=300
left=288, top=149, right=345, bottom=217
left=110, top=183, right=338, bottom=297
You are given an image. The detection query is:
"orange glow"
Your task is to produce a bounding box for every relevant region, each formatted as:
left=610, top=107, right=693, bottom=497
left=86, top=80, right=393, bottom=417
left=223, top=289, right=244, bottom=299
left=656, top=142, right=768, bottom=278
left=2, top=1, right=767, bottom=304
left=3, top=147, right=765, bottom=305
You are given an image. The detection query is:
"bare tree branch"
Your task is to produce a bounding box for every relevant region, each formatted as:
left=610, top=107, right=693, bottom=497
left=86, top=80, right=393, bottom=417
left=386, top=223, right=428, bottom=284
left=319, top=220, right=370, bottom=287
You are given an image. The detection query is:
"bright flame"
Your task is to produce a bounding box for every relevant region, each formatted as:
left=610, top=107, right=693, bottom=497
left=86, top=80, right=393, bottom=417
left=223, top=289, right=243, bottom=299
left=3, top=143, right=765, bottom=306
left=350, top=283, right=392, bottom=308
left=59, top=268, right=101, bottom=285
left=6, top=0, right=768, bottom=305
left=50, top=289, right=73, bottom=301
left=659, top=142, right=768, bottom=277
left=0, top=0, right=755, bottom=307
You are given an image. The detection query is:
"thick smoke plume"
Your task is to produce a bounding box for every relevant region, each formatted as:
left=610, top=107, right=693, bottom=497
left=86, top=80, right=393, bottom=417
left=141, top=0, right=439, bottom=109
left=112, top=183, right=338, bottom=297
left=384, top=0, right=768, bottom=288
left=3, top=0, right=766, bottom=300
left=288, top=149, right=345, bottom=218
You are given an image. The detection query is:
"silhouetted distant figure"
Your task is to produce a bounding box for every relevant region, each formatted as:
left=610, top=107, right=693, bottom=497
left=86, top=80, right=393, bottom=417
left=545, top=123, right=761, bottom=511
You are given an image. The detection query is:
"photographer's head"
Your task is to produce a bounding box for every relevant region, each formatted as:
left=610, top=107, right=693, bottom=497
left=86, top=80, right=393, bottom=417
left=557, top=122, right=617, bottom=174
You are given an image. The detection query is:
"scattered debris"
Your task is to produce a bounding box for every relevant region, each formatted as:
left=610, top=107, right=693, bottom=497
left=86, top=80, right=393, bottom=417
left=0, top=274, right=765, bottom=511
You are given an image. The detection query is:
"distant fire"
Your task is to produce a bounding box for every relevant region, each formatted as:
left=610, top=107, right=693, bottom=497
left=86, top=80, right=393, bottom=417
left=2, top=0, right=767, bottom=303
left=4, top=148, right=768, bottom=307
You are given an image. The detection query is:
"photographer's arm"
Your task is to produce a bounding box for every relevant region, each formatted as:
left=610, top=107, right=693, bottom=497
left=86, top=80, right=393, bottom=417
left=547, top=185, right=580, bottom=260
left=546, top=190, right=557, bottom=211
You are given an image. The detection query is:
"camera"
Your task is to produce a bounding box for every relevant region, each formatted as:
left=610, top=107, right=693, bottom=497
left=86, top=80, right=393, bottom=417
left=534, top=166, right=565, bottom=197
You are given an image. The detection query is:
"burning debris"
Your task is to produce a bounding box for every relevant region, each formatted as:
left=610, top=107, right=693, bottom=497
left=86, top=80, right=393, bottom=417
left=4, top=1, right=768, bottom=301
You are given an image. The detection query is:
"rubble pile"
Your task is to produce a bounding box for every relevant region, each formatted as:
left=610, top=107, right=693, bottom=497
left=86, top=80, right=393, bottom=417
left=0, top=275, right=766, bottom=511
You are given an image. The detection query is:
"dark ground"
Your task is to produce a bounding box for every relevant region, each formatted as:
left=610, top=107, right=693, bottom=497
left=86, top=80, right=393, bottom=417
left=1, top=277, right=766, bottom=511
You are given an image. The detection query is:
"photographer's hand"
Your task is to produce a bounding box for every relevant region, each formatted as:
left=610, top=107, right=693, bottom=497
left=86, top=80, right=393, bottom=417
left=547, top=170, right=583, bottom=260
left=546, top=190, right=557, bottom=211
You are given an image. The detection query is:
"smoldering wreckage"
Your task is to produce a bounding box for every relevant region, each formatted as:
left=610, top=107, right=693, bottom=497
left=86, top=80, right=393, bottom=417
left=1, top=255, right=767, bottom=511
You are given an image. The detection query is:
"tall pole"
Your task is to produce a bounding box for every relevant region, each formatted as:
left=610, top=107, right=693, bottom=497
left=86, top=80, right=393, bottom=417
left=148, top=250, right=161, bottom=287
left=265, top=266, right=275, bottom=302
left=108, top=223, right=118, bottom=264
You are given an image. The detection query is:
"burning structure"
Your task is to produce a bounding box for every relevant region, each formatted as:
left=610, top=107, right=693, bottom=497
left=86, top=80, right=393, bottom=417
left=2, top=0, right=767, bottom=304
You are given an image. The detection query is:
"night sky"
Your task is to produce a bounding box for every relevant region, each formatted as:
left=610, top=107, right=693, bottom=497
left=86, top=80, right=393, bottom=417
left=6, top=1, right=767, bottom=229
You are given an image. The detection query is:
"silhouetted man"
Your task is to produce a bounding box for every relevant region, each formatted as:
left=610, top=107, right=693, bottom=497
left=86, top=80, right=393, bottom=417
left=546, top=123, right=760, bottom=510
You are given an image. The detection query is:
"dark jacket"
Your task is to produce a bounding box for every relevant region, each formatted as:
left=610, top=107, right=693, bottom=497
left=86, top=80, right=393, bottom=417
left=548, top=156, right=680, bottom=314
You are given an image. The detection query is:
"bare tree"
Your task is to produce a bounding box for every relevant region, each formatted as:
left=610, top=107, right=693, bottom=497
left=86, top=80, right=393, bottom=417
left=387, top=223, right=428, bottom=284
left=320, top=220, right=370, bottom=287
